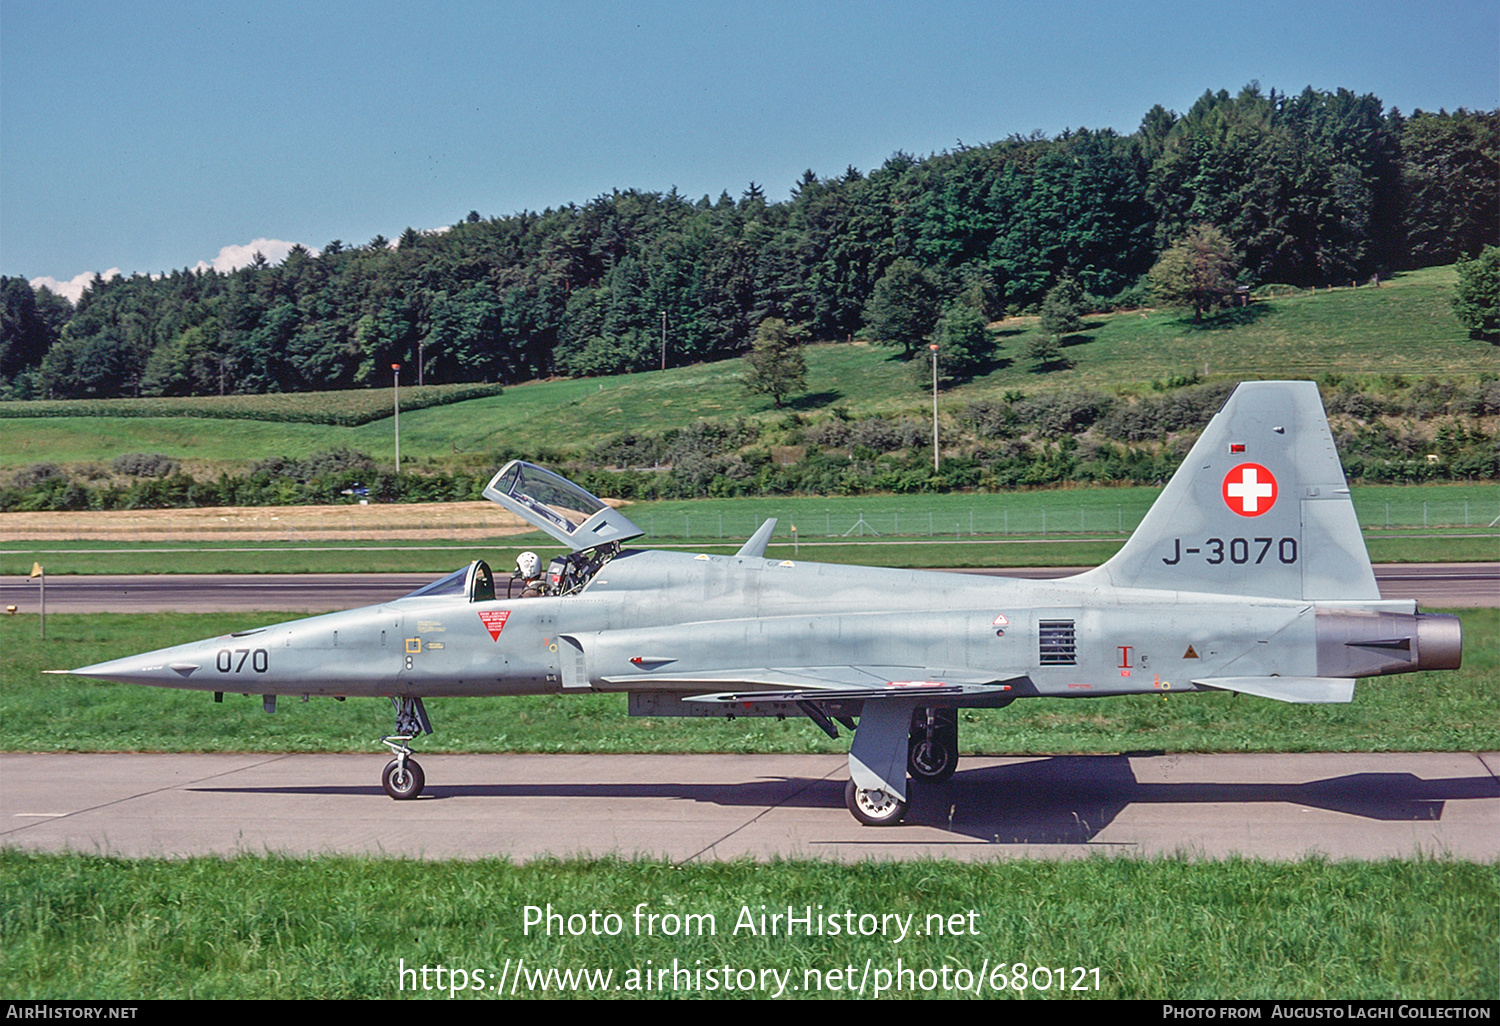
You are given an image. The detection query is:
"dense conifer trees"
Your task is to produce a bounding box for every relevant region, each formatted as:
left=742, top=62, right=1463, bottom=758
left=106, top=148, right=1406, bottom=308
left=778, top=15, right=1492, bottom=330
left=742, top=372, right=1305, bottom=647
left=4, top=87, right=1494, bottom=399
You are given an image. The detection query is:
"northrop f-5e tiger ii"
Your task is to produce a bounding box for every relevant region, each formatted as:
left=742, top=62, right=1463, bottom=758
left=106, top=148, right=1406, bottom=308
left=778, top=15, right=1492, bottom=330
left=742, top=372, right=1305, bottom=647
left=59, top=381, right=1462, bottom=824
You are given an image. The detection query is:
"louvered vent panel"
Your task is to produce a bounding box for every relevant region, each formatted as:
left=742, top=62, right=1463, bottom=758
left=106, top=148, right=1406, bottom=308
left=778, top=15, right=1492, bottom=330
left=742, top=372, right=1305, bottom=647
left=1038, top=620, right=1077, bottom=665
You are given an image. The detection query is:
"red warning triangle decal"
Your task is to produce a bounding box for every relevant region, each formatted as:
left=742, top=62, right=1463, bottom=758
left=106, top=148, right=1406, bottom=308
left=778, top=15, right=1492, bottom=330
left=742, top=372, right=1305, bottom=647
left=478, top=610, right=511, bottom=641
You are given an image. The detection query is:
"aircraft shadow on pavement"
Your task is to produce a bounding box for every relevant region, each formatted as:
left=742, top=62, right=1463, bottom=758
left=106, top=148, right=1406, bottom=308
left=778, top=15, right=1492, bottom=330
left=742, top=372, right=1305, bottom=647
left=902, top=757, right=1497, bottom=844
left=190, top=754, right=1499, bottom=845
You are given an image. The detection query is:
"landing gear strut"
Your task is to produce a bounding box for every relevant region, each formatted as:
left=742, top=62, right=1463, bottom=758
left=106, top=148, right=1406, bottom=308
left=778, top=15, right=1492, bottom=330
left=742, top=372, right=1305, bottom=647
left=907, top=706, right=958, bottom=784
left=844, top=698, right=916, bottom=826
left=380, top=696, right=432, bottom=800
left=381, top=740, right=425, bottom=800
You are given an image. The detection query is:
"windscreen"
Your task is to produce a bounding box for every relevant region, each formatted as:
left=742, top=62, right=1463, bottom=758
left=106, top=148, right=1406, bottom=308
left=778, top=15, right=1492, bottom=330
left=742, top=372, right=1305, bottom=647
left=403, top=566, right=469, bottom=599
left=403, top=560, right=497, bottom=602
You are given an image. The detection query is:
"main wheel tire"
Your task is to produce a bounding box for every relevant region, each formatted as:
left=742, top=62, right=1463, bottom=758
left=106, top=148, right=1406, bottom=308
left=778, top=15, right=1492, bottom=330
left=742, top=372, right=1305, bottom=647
left=908, top=736, right=957, bottom=784
left=845, top=779, right=908, bottom=826
left=382, top=757, right=425, bottom=800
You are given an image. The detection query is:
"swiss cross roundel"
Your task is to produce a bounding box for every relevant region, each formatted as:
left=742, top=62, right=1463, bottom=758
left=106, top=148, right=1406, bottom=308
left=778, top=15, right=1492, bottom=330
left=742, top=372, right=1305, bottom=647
left=1222, top=463, right=1278, bottom=517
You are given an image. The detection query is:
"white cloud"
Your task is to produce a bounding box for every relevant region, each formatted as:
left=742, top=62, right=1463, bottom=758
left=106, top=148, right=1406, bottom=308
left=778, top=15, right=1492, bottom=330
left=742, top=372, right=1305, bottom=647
left=29, top=269, right=121, bottom=304
left=190, top=238, right=308, bottom=274
left=28, top=238, right=313, bottom=303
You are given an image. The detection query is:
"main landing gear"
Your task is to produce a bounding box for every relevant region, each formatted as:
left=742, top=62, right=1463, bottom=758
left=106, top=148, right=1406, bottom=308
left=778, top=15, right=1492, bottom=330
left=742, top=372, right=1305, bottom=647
left=380, top=696, right=432, bottom=800
left=843, top=705, right=960, bottom=826
left=907, top=706, right=959, bottom=784
left=845, top=780, right=907, bottom=825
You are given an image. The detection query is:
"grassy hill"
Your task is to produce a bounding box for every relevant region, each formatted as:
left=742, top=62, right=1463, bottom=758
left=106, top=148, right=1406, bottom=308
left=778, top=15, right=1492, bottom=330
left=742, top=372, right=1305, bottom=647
left=0, top=265, right=1493, bottom=474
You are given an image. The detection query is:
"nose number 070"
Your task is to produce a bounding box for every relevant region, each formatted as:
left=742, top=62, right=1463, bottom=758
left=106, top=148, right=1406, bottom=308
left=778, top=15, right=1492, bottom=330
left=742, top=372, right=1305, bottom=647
left=216, top=648, right=269, bottom=673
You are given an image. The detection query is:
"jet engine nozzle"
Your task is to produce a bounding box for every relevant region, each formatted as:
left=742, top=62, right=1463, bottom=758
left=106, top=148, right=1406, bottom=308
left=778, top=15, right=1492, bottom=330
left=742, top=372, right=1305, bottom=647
left=1413, top=612, right=1462, bottom=671
left=1316, top=609, right=1463, bottom=678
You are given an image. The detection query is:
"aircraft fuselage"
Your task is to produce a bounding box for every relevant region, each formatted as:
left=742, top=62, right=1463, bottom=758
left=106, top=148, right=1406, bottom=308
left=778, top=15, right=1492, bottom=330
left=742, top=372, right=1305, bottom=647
left=81, top=548, right=1447, bottom=705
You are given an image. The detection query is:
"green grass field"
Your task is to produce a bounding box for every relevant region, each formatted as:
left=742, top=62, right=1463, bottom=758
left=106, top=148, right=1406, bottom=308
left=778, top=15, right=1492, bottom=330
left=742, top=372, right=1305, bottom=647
left=3, top=851, right=1493, bottom=999
left=4, top=480, right=1495, bottom=576
left=0, top=529, right=1494, bottom=577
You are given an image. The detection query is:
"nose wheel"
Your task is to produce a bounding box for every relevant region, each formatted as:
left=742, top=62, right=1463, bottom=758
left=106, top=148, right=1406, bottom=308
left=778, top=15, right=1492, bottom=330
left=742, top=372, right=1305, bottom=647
left=380, top=736, right=425, bottom=799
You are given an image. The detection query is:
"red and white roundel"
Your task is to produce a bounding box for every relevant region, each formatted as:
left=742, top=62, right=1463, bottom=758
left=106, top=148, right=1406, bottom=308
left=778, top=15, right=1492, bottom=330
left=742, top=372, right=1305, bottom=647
left=1222, top=463, right=1278, bottom=516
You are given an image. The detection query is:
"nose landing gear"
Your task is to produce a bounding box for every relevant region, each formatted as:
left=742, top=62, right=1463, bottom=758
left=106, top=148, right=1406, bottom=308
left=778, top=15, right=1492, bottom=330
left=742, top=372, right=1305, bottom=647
left=381, top=739, right=425, bottom=800
left=380, top=696, right=432, bottom=800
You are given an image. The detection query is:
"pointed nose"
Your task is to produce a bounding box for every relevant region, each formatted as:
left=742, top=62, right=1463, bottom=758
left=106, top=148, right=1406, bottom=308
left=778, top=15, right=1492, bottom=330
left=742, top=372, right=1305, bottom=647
left=55, top=635, right=228, bottom=688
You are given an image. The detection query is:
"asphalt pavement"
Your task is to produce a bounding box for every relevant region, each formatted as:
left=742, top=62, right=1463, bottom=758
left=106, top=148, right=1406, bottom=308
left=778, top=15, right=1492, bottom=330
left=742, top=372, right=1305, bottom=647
left=2, top=563, right=1495, bottom=613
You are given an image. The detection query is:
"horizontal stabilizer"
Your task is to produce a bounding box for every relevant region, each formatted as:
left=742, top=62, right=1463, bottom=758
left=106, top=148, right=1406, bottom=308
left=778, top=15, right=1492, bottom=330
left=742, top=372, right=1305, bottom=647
left=1194, top=676, right=1355, bottom=704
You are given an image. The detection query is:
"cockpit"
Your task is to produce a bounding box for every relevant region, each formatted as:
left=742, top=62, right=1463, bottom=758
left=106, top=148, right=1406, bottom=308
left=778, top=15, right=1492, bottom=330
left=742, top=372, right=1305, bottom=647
left=402, top=461, right=647, bottom=603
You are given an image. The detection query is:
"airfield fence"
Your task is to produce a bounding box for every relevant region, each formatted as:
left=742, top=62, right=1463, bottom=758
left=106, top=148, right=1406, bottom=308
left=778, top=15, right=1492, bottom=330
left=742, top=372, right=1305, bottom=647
left=632, top=493, right=1500, bottom=543
left=2, top=492, right=1493, bottom=544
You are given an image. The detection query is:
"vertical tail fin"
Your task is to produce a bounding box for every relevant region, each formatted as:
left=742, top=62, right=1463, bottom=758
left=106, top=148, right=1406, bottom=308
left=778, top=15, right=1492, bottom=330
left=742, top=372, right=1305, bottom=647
left=1079, top=381, right=1379, bottom=601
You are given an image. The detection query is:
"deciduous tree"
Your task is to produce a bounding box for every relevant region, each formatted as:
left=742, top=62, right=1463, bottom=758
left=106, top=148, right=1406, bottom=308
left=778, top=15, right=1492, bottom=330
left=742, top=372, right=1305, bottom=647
left=1452, top=245, right=1500, bottom=340
left=1038, top=276, right=1085, bottom=341
left=1149, top=224, right=1240, bottom=320
left=930, top=303, right=991, bottom=384
left=863, top=258, right=940, bottom=357
left=743, top=317, right=807, bottom=407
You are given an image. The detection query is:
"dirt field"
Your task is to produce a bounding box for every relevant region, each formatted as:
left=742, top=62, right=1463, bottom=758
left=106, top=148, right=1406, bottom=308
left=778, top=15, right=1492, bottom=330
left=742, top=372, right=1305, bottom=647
left=0, top=501, right=536, bottom=542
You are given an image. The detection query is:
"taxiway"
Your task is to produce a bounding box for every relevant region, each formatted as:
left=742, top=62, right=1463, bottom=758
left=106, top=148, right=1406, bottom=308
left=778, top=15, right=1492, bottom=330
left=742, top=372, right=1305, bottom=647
left=1, top=563, right=1495, bottom=613
left=4, top=751, right=1496, bottom=862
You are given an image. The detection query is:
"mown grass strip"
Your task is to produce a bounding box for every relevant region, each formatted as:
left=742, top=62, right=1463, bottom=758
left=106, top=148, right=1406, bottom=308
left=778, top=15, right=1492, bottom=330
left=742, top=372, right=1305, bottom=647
left=1, top=850, right=1493, bottom=999
left=1, top=531, right=1495, bottom=576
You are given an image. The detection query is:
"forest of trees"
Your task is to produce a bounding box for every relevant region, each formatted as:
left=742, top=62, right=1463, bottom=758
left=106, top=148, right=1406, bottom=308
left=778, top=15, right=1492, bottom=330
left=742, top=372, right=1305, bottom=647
left=3, top=85, right=1496, bottom=401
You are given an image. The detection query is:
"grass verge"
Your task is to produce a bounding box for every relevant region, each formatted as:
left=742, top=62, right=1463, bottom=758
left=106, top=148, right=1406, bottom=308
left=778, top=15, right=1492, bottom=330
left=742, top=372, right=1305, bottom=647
left=2, top=850, right=1493, bottom=998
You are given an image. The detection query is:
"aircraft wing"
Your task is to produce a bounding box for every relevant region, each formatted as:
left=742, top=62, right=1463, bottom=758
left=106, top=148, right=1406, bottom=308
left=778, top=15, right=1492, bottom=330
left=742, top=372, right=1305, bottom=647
left=599, top=665, right=1025, bottom=704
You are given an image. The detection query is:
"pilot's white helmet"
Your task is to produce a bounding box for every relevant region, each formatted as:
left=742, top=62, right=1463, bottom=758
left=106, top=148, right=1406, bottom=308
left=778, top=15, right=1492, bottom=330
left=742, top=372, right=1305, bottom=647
left=517, top=551, right=541, bottom=579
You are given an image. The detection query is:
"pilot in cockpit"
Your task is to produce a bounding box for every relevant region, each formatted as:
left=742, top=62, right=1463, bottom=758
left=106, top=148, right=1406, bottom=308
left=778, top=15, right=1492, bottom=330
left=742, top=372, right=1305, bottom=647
left=514, top=551, right=545, bottom=598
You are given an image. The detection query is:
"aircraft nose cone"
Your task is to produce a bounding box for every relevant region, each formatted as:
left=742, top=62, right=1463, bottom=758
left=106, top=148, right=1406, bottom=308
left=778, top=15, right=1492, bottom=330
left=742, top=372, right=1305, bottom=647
left=55, top=645, right=214, bottom=686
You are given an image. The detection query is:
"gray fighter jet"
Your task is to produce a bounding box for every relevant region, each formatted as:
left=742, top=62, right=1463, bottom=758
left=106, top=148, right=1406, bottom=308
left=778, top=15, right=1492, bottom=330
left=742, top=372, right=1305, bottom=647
left=58, top=381, right=1462, bottom=824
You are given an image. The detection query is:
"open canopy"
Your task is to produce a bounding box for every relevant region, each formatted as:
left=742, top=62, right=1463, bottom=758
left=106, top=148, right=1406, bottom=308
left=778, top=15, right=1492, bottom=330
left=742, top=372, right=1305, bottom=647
left=482, top=460, right=644, bottom=551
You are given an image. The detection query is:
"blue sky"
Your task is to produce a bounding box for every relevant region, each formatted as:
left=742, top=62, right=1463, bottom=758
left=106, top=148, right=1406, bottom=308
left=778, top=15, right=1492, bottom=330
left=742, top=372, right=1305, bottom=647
left=2, top=0, right=1495, bottom=298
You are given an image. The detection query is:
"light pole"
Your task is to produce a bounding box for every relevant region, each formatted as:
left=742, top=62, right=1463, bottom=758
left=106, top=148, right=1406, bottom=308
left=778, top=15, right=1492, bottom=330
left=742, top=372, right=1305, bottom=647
left=929, top=343, right=940, bottom=472
left=391, top=363, right=401, bottom=475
